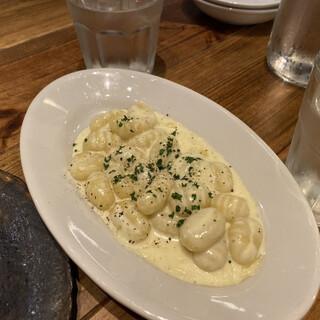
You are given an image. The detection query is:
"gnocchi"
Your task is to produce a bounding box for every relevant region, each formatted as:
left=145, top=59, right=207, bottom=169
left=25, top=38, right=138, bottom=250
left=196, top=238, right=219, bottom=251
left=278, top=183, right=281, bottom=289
left=211, top=194, right=249, bottom=221
left=228, top=218, right=263, bottom=265
left=85, top=172, right=115, bottom=210
left=70, top=152, right=105, bottom=180
left=179, top=208, right=225, bottom=252
left=169, top=181, right=211, bottom=217
left=89, top=109, right=126, bottom=132
left=83, top=125, right=122, bottom=152
left=150, top=207, right=180, bottom=237
left=137, top=171, right=174, bottom=216
left=193, top=239, right=228, bottom=272
left=110, top=200, right=151, bottom=242
left=69, top=103, right=265, bottom=286
left=109, top=102, right=157, bottom=139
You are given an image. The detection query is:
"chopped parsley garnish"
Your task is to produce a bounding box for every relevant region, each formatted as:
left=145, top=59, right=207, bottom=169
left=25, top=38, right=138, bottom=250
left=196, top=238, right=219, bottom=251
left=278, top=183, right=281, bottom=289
left=103, top=163, right=109, bottom=170
left=177, top=219, right=185, bottom=228
left=191, top=205, right=200, bottom=211
left=127, top=174, right=138, bottom=181
left=157, top=187, right=163, bottom=192
left=188, top=166, right=194, bottom=176
left=147, top=171, right=155, bottom=186
left=116, top=115, right=133, bottom=128
left=176, top=205, right=181, bottom=212
left=191, top=193, right=197, bottom=201
left=169, top=212, right=175, bottom=219
left=84, top=138, right=88, bottom=142
left=166, top=136, right=174, bottom=156
left=122, top=115, right=133, bottom=122
left=115, top=145, right=124, bottom=155
left=73, top=143, right=76, bottom=147
left=104, top=155, right=111, bottom=163
left=134, top=163, right=144, bottom=175
left=113, top=174, right=125, bottom=184
left=184, top=208, right=192, bottom=215
left=130, top=192, right=137, bottom=201
left=173, top=174, right=180, bottom=180
left=171, top=192, right=182, bottom=201
left=156, top=158, right=165, bottom=170
left=146, top=190, right=157, bottom=197
left=193, top=182, right=200, bottom=188
left=183, top=156, right=202, bottom=164
left=159, top=148, right=165, bottom=156
left=208, top=192, right=213, bottom=198
left=171, top=128, right=177, bottom=136
left=146, top=163, right=155, bottom=172
left=127, top=154, right=136, bottom=164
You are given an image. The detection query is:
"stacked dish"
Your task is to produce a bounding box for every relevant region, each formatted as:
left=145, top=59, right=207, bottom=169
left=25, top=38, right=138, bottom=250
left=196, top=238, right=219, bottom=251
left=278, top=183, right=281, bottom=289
left=193, top=0, right=280, bottom=25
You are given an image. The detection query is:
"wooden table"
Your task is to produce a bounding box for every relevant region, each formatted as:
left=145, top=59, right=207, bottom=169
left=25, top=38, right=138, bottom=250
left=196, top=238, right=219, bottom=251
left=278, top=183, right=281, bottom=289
left=0, top=0, right=319, bottom=319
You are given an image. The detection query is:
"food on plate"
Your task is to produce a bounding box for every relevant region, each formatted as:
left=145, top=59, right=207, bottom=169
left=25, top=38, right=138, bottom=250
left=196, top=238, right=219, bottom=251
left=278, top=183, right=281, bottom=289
left=68, top=102, right=265, bottom=286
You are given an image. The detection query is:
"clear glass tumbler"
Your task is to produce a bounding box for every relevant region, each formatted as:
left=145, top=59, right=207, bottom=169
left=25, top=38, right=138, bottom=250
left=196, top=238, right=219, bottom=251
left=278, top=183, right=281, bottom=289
left=267, top=0, right=320, bottom=87
left=67, top=0, right=163, bottom=73
left=286, top=52, right=320, bottom=226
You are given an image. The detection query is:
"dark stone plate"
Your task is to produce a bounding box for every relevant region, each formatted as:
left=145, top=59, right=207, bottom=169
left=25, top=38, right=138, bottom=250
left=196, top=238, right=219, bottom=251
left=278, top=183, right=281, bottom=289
left=0, top=170, right=75, bottom=319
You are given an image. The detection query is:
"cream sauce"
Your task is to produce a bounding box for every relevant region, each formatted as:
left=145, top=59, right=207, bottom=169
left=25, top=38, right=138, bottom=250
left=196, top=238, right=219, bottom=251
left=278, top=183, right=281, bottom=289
left=69, top=109, right=265, bottom=286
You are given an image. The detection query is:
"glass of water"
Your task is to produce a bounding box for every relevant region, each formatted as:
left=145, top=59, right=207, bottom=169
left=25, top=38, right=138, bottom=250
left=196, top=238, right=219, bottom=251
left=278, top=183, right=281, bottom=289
left=286, top=52, right=320, bottom=226
left=267, top=0, right=320, bottom=87
left=67, top=0, right=163, bottom=73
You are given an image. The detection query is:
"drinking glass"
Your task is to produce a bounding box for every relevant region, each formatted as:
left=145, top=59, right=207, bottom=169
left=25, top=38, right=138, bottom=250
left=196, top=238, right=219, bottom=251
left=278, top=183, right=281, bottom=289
left=267, top=0, right=320, bottom=87
left=286, top=52, right=320, bottom=225
left=67, top=0, right=163, bottom=73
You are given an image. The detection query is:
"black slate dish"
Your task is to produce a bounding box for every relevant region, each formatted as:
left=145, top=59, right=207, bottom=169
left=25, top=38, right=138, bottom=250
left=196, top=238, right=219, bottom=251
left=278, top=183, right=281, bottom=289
left=0, top=170, right=75, bottom=319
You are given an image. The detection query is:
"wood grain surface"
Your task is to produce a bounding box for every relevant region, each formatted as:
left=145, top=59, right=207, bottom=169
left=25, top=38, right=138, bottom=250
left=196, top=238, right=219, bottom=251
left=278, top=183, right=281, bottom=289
left=0, top=0, right=319, bottom=319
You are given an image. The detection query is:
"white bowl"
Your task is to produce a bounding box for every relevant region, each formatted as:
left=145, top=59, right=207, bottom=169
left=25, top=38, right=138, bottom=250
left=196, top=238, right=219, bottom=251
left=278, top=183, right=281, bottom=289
left=20, top=69, right=320, bottom=320
left=194, top=0, right=278, bottom=25
left=206, top=0, right=279, bottom=9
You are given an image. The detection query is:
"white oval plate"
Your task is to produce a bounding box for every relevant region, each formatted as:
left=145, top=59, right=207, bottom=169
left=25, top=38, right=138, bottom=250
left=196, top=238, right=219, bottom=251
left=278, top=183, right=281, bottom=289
left=206, top=0, right=279, bottom=9
left=20, top=69, right=320, bottom=320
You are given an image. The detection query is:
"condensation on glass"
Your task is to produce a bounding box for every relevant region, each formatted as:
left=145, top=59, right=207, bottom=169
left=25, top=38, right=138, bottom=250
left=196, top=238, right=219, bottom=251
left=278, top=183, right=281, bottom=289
left=286, top=52, right=320, bottom=225
left=267, top=0, right=320, bottom=87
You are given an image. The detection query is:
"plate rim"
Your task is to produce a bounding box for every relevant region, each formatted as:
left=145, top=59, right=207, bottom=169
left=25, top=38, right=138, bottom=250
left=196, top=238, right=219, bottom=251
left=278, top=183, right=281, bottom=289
left=204, top=0, right=279, bottom=9
left=194, top=0, right=278, bottom=14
